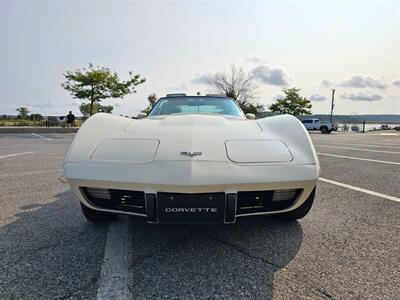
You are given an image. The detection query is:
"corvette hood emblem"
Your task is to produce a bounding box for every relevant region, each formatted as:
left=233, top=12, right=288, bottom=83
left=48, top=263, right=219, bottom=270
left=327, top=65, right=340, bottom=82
left=180, top=151, right=202, bottom=158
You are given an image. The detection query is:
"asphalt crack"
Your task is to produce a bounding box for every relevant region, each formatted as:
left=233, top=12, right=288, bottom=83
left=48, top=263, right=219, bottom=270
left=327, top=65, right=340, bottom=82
left=0, top=230, right=94, bottom=264
left=128, top=228, right=194, bottom=270
left=192, top=228, right=282, bottom=269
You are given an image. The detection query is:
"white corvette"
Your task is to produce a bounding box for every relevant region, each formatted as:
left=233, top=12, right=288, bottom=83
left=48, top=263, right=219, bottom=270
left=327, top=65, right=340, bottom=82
left=64, top=94, right=319, bottom=224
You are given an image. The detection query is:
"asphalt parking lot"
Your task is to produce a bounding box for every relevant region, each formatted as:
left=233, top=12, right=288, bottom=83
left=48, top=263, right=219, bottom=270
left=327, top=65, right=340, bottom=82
left=0, top=131, right=399, bottom=299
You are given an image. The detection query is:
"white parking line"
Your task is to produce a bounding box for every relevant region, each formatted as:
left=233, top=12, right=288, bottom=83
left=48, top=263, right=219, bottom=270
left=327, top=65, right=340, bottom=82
left=316, top=145, right=400, bottom=155
left=96, top=217, right=130, bottom=300
left=319, top=177, right=400, bottom=203
left=317, top=152, right=400, bottom=166
left=32, top=133, right=52, bottom=141
left=312, top=139, right=400, bottom=147
left=315, top=141, right=400, bottom=149
left=0, top=151, right=36, bottom=159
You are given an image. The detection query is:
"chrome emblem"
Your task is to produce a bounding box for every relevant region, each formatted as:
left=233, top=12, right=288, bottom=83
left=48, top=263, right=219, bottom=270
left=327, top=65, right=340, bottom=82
left=180, top=151, right=202, bottom=158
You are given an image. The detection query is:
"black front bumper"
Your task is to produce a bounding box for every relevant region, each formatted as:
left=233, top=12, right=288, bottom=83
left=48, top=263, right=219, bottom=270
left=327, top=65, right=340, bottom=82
left=81, top=188, right=300, bottom=224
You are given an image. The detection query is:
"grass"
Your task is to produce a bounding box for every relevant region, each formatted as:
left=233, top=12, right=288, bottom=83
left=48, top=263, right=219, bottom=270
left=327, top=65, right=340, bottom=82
left=0, top=119, right=84, bottom=127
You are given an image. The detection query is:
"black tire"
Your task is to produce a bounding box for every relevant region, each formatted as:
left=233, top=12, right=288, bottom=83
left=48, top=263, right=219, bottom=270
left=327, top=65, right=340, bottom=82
left=276, top=187, right=316, bottom=221
left=327, top=130, right=332, bottom=134
left=320, top=127, right=328, bottom=134
left=80, top=202, right=118, bottom=223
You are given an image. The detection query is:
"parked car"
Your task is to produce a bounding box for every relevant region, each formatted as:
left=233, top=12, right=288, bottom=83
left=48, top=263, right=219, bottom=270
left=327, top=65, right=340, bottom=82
left=301, top=118, right=335, bottom=134
left=64, top=94, right=320, bottom=224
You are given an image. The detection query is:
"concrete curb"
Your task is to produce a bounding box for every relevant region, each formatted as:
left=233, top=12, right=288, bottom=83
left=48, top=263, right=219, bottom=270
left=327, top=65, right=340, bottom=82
left=0, top=127, right=79, bottom=134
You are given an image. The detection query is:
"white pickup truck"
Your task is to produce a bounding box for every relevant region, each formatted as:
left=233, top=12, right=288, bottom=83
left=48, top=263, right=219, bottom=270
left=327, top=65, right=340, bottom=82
left=301, top=118, right=335, bottom=134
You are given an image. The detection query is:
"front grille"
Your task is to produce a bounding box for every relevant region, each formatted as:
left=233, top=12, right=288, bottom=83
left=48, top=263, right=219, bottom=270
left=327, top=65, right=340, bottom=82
left=81, top=187, right=146, bottom=214
left=236, top=189, right=301, bottom=215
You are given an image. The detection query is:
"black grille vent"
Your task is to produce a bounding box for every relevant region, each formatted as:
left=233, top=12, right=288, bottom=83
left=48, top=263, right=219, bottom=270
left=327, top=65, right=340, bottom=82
left=82, top=188, right=146, bottom=214
left=236, top=189, right=300, bottom=215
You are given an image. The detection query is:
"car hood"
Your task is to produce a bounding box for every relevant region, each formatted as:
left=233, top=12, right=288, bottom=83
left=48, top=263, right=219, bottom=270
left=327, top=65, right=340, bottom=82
left=66, top=113, right=317, bottom=165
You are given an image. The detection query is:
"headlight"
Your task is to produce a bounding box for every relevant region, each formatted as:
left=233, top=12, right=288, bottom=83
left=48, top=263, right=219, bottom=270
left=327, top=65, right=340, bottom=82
left=272, top=189, right=299, bottom=202
left=85, top=187, right=111, bottom=200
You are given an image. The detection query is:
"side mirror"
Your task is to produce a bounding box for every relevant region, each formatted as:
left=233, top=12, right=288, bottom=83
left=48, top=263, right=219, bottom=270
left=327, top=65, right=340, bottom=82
left=137, top=112, right=147, bottom=119
left=245, top=113, right=256, bottom=120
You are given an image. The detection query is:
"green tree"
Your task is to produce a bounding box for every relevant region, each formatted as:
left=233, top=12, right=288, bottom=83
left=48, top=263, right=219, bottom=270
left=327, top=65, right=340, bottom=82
left=269, top=88, right=312, bottom=115
left=29, top=113, right=43, bottom=121
left=142, top=93, right=157, bottom=114
left=79, top=103, right=114, bottom=118
left=16, top=107, right=30, bottom=119
left=209, top=64, right=264, bottom=114
left=61, top=63, right=145, bottom=116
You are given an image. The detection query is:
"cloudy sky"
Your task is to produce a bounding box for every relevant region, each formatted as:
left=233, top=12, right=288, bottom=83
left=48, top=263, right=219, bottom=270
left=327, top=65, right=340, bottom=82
left=1, top=1, right=399, bottom=116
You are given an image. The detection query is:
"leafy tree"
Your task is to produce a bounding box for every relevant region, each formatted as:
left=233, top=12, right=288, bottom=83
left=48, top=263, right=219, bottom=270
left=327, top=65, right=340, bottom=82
left=142, top=93, right=157, bottom=114
left=1, top=114, right=12, bottom=120
left=238, top=102, right=265, bottom=115
left=269, top=88, right=312, bottom=115
left=61, top=63, right=145, bottom=116
left=79, top=103, right=114, bottom=118
left=29, top=113, right=43, bottom=121
left=209, top=64, right=263, bottom=114
left=16, top=107, right=30, bottom=119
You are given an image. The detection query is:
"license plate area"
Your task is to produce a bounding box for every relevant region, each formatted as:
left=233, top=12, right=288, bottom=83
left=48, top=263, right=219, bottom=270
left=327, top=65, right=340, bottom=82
left=157, top=192, right=225, bottom=224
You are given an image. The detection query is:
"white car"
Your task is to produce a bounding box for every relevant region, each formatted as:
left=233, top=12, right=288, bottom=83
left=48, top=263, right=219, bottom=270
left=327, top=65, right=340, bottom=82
left=64, top=94, right=319, bottom=224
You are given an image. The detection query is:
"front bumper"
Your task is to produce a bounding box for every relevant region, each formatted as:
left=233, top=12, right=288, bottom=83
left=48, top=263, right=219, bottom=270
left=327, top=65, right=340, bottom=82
left=64, top=160, right=319, bottom=223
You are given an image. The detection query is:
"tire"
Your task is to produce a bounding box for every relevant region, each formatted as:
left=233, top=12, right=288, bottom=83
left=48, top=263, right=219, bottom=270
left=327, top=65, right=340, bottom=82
left=327, top=129, right=332, bottom=134
left=276, top=187, right=316, bottom=221
left=320, top=127, right=328, bottom=134
left=80, top=202, right=118, bottom=223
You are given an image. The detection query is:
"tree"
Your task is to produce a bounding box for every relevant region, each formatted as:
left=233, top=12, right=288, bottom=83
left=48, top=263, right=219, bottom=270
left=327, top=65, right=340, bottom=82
left=142, top=93, right=157, bottom=114
left=16, top=107, right=30, bottom=119
left=79, top=103, right=114, bottom=118
left=208, top=64, right=263, bottom=114
left=269, top=88, right=312, bottom=115
left=61, top=63, right=145, bottom=116
left=29, top=113, right=43, bottom=121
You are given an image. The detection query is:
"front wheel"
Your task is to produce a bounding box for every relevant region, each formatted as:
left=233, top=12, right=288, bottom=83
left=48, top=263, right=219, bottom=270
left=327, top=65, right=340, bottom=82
left=320, top=127, right=328, bottom=134
left=81, top=203, right=118, bottom=223
left=276, top=187, right=316, bottom=221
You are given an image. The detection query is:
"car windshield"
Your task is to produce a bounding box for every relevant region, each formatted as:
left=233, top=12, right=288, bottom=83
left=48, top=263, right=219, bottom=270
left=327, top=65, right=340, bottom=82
left=148, top=97, right=245, bottom=118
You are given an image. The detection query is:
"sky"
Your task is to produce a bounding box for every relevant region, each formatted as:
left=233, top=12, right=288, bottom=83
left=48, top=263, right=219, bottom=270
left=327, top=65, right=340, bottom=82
left=1, top=0, right=399, bottom=116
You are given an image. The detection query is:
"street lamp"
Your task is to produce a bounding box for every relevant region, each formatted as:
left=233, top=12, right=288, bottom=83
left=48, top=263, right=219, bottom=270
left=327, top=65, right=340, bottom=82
left=330, top=88, right=335, bottom=123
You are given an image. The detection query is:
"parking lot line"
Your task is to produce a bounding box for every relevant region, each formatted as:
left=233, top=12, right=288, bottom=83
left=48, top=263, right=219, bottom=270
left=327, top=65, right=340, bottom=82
left=319, top=177, right=400, bottom=203
left=96, top=217, right=130, bottom=300
left=316, top=145, right=400, bottom=155
left=0, top=151, right=36, bottom=159
left=314, top=141, right=400, bottom=149
left=32, top=133, right=52, bottom=141
left=317, top=152, right=400, bottom=166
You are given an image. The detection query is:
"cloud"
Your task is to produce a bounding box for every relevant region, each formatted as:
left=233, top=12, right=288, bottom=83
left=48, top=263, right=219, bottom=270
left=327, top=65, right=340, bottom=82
left=252, top=65, right=292, bottom=86
left=191, top=73, right=214, bottom=85
left=341, top=92, right=382, bottom=101
left=321, top=79, right=334, bottom=88
left=339, top=75, right=387, bottom=89
left=322, top=75, right=387, bottom=89
left=393, top=79, right=400, bottom=87
left=273, top=94, right=284, bottom=100
left=309, top=94, right=327, bottom=101
left=167, top=83, right=188, bottom=91
left=245, top=56, right=267, bottom=64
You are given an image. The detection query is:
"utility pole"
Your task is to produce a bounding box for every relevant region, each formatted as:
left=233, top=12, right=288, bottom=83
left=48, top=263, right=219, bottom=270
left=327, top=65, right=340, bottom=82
left=330, top=88, right=335, bottom=123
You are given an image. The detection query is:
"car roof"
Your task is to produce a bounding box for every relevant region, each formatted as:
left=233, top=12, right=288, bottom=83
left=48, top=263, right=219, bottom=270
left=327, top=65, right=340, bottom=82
left=161, top=94, right=232, bottom=99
